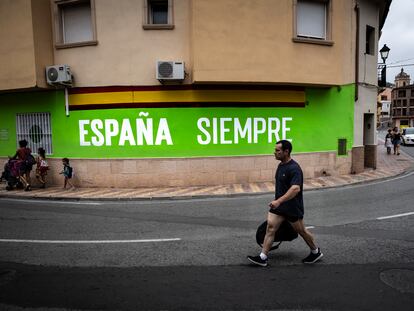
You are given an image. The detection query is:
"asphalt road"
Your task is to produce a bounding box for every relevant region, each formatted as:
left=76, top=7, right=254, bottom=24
left=0, top=168, right=413, bottom=310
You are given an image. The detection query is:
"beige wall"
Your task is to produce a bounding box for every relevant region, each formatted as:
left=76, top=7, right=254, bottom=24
left=31, top=0, right=55, bottom=88
left=0, top=0, right=53, bottom=91
left=191, top=0, right=355, bottom=86
left=1, top=0, right=357, bottom=90
left=0, top=0, right=37, bottom=90
left=0, top=0, right=389, bottom=91
left=53, top=0, right=192, bottom=87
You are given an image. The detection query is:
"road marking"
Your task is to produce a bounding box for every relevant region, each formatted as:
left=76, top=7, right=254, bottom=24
left=377, top=212, right=414, bottom=220
left=306, top=226, right=315, bottom=229
left=0, top=238, right=181, bottom=244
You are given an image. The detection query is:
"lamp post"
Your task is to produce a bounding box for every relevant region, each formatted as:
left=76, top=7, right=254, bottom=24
left=378, top=44, right=390, bottom=87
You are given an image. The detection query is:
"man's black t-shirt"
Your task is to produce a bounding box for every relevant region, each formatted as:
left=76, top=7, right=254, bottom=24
left=274, top=159, right=304, bottom=219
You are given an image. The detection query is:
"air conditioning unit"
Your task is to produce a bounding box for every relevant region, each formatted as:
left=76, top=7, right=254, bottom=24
left=156, top=61, right=185, bottom=81
left=46, top=65, right=72, bottom=86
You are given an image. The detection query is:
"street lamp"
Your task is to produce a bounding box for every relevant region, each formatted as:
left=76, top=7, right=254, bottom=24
left=378, top=44, right=390, bottom=87
left=380, top=44, right=390, bottom=63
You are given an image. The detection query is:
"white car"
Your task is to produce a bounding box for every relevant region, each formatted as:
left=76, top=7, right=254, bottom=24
left=402, top=127, right=414, bottom=146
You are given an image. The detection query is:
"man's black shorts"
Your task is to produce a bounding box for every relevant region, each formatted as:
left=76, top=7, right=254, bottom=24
left=269, top=208, right=303, bottom=223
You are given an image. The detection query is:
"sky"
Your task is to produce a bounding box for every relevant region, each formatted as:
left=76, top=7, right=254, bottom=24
left=379, top=0, right=414, bottom=84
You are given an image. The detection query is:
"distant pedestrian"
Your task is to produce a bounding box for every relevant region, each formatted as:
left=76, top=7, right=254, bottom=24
left=60, top=158, right=75, bottom=190
left=35, top=147, right=49, bottom=188
left=385, top=129, right=393, bottom=155
left=247, top=140, right=323, bottom=267
left=392, top=127, right=401, bottom=155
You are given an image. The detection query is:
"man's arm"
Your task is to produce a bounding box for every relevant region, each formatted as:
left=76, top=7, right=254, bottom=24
left=269, top=185, right=300, bottom=209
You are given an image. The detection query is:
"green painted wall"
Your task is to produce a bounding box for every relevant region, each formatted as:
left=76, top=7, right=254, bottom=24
left=0, top=85, right=354, bottom=158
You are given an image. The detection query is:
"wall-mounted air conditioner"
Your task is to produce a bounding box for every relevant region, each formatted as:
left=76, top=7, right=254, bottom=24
left=46, top=65, right=72, bottom=86
left=156, top=61, right=185, bottom=81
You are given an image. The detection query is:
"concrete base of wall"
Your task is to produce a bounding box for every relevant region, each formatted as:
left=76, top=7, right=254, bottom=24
left=364, top=144, right=377, bottom=169
left=351, top=146, right=364, bottom=174
left=0, top=152, right=352, bottom=188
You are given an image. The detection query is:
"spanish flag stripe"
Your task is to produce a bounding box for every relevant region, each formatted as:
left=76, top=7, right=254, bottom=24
left=69, top=90, right=305, bottom=106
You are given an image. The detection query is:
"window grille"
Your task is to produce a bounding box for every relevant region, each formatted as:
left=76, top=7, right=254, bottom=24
left=16, top=113, right=53, bottom=155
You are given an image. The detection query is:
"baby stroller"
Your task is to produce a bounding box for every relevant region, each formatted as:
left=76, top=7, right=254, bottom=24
left=256, top=220, right=298, bottom=251
left=1, top=159, right=25, bottom=191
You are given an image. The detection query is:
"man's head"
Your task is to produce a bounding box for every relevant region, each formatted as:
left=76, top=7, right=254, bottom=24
left=274, top=140, right=292, bottom=162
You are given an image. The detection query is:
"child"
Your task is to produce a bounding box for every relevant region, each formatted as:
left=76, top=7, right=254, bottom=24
left=385, top=129, right=393, bottom=155
left=35, top=147, right=49, bottom=188
left=60, top=158, right=75, bottom=190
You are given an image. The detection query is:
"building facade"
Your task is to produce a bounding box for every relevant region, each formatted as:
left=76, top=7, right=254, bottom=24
left=378, top=87, right=392, bottom=129
left=391, top=69, right=414, bottom=128
left=0, top=0, right=391, bottom=188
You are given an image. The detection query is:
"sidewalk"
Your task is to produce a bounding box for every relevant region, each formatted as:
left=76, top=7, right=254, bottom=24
left=1, top=143, right=413, bottom=201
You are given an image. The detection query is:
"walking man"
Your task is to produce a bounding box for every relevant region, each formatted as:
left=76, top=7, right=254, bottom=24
left=247, top=140, right=323, bottom=266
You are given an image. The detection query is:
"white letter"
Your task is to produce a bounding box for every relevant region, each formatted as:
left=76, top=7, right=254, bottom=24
left=136, top=118, right=153, bottom=145
left=253, top=118, right=266, bottom=143
left=212, top=118, right=218, bottom=144
left=91, top=119, right=105, bottom=146
left=220, top=118, right=232, bottom=144
left=119, top=119, right=136, bottom=146
left=79, top=120, right=91, bottom=146
left=105, top=119, right=119, bottom=146
left=234, top=118, right=252, bottom=144
left=155, top=118, right=173, bottom=145
left=268, top=117, right=281, bottom=143
left=282, top=117, right=292, bottom=141
left=197, top=118, right=211, bottom=145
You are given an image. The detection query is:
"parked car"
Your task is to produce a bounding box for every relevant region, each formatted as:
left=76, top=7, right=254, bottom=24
left=402, top=127, right=414, bottom=146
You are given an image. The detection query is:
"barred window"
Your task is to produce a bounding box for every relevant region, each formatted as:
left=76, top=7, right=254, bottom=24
left=16, top=113, right=53, bottom=154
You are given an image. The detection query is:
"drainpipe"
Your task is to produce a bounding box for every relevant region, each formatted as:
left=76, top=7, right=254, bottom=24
left=65, top=87, right=69, bottom=116
left=354, top=1, right=360, bottom=101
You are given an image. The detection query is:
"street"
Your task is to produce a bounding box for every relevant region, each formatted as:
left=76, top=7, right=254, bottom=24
left=0, top=163, right=414, bottom=310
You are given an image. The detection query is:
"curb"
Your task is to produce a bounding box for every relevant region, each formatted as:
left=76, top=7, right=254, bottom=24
left=1, top=165, right=413, bottom=202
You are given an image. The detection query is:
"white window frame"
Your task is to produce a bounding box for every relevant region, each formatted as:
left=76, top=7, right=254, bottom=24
left=52, top=0, right=98, bottom=49
left=143, top=0, right=174, bottom=30
left=16, top=113, right=53, bottom=155
left=293, top=0, right=333, bottom=46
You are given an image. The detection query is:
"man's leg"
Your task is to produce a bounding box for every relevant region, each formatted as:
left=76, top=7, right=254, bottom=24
left=262, top=212, right=285, bottom=255
left=290, top=219, right=316, bottom=249
left=247, top=212, right=284, bottom=266
left=290, top=219, right=323, bottom=264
